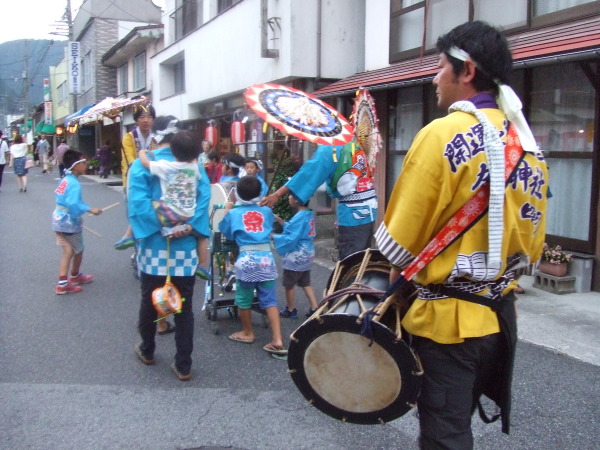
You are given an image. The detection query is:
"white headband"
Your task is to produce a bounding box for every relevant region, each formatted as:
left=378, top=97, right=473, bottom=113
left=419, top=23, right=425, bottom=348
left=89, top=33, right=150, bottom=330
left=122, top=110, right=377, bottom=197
left=153, top=119, right=179, bottom=144
left=447, top=46, right=538, bottom=153
left=65, top=158, right=86, bottom=174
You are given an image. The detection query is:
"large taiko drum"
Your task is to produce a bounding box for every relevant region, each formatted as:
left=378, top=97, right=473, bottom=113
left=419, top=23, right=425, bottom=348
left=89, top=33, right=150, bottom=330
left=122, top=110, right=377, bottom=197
left=287, top=249, right=422, bottom=424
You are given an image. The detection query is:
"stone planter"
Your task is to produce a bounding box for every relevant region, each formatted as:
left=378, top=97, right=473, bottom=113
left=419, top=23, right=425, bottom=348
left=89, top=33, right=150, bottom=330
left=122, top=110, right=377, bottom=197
left=538, top=261, right=568, bottom=277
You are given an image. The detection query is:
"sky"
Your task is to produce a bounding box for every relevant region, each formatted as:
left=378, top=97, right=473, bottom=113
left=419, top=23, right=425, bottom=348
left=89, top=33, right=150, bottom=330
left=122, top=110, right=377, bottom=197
left=0, top=0, right=164, bottom=45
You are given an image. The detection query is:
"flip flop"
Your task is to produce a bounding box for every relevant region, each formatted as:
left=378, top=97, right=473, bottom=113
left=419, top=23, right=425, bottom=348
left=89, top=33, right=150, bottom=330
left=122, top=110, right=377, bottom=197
left=158, top=321, right=176, bottom=335
left=262, top=343, right=288, bottom=356
left=229, top=333, right=255, bottom=344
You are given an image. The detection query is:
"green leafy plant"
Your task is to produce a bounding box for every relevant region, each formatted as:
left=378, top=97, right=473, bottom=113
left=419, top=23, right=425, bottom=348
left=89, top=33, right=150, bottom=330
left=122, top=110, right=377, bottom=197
left=269, top=155, right=300, bottom=223
left=87, top=158, right=100, bottom=170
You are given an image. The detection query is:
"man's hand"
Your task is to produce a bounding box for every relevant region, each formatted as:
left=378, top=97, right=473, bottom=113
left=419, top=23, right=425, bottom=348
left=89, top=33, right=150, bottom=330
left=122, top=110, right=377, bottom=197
left=260, top=193, right=279, bottom=207
left=171, top=224, right=193, bottom=239
left=89, top=208, right=103, bottom=216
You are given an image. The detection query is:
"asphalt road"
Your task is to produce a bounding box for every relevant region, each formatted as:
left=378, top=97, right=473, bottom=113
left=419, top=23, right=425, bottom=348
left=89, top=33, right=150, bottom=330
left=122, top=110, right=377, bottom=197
left=1, top=169, right=599, bottom=449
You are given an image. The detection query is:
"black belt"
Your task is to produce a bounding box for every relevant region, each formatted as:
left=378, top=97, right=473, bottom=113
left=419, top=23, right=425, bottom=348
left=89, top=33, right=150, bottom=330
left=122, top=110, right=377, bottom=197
left=426, top=284, right=514, bottom=313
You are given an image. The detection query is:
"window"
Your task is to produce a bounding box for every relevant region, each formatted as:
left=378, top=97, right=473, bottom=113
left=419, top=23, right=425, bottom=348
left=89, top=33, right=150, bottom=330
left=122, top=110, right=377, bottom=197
left=58, top=81, right=68, bottom=105
left=533, top=0, right=597, bottom=17
left=81, top=51, right=92, bottom=91
left=118, top=63, right=128, bottom=95
left=133, top=52, right=146, bottom=92
left=218, top=0, right=241, bottom=14
left=390, top=0, right=528, bottom=62
left=171, top=0, right=204, bottom=41
left=173, top=60, right=185, bottom=94
left=160, top=52, right=185, bottom=99
left=528, top=62, right=596, bottom=245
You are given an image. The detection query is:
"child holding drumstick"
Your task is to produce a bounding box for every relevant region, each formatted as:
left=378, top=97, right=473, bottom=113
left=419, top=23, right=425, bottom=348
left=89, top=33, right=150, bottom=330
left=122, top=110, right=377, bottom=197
left=52, top=150, right=102, bottom=294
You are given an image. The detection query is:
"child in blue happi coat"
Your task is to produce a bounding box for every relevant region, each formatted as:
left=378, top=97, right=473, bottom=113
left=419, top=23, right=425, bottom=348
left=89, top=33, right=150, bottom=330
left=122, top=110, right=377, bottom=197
left=273, top=194, right=319, bottom=318
left=218, top=176, right=287, bottom=356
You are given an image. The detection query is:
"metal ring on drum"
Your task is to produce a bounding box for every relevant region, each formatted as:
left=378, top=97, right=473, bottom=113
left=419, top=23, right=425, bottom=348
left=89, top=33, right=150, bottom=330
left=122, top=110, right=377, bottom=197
left=287, top=296, right=422, bottom=424
left=325, top=248, right=392, bottom=295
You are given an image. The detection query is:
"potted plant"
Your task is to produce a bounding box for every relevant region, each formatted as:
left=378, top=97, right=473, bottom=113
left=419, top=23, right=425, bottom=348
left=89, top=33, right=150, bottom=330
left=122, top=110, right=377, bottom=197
left=538, top=243, right=572, bottom=277
left=86, top=158, right=100, bottom=175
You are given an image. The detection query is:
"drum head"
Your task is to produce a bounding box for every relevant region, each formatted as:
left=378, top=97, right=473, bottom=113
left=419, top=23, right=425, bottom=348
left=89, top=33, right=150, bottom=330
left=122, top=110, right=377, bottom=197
left=288, top=314, right=421, bottom=424
left=326, top=249, right=391, bottom=293
left=209, top=182, right=237, bottom=230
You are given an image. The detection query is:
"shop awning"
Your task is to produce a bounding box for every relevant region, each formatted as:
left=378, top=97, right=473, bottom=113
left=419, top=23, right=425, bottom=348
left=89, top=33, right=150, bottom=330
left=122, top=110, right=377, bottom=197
left=34, top=121, right=57, bottom=134
left=64, top=105, right=94, bottom=127
left=314, top=16, right=600, bottom=97
left=68, top=96, right=150, bottom=126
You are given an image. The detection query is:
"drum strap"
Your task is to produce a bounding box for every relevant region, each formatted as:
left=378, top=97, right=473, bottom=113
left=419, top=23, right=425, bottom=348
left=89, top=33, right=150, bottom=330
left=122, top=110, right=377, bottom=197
left=380, top=125, right=526, bottom=302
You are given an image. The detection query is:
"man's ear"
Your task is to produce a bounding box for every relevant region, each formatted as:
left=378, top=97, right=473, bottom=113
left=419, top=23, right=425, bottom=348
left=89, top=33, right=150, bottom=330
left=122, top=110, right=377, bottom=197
left=462, top=60, right=477, bottom=84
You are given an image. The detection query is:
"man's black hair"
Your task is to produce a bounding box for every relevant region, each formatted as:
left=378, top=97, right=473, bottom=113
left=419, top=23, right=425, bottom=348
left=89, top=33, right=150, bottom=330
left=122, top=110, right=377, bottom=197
left=152, top=115, right=179, bottom=144
left=171, top=130, right=200, bottom=162
left=245, top=159, right=259, bottom=169
left=222, top=152, right=246, bottom=176
left=133, top=104, right=156, bottom=121
left=436, top=21, right=512, bottom=95
left=206, top=151, right=220, bottom=162
left=63, top=149, right=83, bottom=169
left=236, top=175, right=261, bottom=201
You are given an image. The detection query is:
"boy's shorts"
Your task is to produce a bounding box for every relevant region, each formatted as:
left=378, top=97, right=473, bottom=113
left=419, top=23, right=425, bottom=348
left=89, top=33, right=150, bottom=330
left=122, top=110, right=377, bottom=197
left=55, top=231, right=84, bottom=254
left=282, top=269, right=311, bottom=288
left=235, top=280, right=277, bottom=310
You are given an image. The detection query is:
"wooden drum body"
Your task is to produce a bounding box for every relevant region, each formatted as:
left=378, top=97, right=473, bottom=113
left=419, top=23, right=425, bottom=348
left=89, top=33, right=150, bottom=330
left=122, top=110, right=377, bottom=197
left=288, top=249, right=422, bottom=424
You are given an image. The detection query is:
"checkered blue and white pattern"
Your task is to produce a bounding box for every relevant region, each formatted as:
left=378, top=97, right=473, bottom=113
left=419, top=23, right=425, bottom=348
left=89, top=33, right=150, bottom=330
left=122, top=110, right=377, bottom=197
left=137, top=246, right=198, bottom=277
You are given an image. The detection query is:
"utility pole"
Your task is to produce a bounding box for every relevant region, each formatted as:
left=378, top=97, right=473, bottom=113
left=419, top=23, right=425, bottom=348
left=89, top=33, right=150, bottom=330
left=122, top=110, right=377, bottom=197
left=22, top=40, right=30, bottom=140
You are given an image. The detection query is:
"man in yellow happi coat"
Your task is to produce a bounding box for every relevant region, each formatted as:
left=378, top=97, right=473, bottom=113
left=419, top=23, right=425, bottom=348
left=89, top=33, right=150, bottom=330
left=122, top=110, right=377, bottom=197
left=375, top=21, right=548, bottom=449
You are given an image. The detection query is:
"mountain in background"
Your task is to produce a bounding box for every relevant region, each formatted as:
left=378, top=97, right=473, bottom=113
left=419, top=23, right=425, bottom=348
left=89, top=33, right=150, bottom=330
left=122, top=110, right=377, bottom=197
left=0, top=39, right=68, bottom=115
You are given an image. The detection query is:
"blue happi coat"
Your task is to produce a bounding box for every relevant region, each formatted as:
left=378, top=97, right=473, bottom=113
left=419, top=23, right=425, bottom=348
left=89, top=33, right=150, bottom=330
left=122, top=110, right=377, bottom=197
left=273, top=209, right=316, bottom=272
left=218, top=204, right=277, bottom=282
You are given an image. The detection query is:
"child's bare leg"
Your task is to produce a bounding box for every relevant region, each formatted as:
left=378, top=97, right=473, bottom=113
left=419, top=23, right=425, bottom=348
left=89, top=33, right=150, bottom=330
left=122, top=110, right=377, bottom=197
left=231, top=308, right=255, bottom=341
left=265, top=306, right=284, bottom=348
left=122, top=224, right=132, bottom=238
left=285, top=287, right=296, bottom=310
left=59, top=245, right=74, bottom=277
left=302, top=285, right=319, bottom=310
left=71, top=251, right=83, bottom=275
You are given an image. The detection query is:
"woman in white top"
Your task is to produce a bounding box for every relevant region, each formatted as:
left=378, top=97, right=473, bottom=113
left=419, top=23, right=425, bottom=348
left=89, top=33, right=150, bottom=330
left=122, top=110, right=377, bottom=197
left=0, top=130, right=9, bottom=191
left=9, top=134, right=29, bottom=192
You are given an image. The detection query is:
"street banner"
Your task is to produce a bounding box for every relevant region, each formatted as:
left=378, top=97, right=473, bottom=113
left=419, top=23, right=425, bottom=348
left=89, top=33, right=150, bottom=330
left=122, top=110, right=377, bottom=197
left=43, top=78, right=50, bottom=101
left=45, top=101, right=53, bottom=125
left=68, top=41, right=81, bottom=94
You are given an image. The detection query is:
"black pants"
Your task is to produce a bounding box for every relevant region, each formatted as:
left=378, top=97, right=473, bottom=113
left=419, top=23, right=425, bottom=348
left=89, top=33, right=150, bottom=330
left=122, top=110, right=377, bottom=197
left=138, top=273, right=195, bottom=373
left=0, top=163, right=4, bottom=187
left=413, top=333, right=504, bottom=450
left=337, top=222, right=373, bottom=261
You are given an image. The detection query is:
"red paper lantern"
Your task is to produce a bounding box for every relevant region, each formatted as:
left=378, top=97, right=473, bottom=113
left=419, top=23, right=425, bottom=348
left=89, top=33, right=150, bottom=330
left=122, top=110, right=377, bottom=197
left=231, top=120, right=245, bottom=145
left=205, top=120, right=218, bottom=148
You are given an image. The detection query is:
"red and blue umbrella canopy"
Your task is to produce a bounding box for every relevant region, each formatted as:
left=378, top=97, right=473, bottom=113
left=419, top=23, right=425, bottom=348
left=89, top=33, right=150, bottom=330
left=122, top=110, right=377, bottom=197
left=245, top=83, right=354, bottom=146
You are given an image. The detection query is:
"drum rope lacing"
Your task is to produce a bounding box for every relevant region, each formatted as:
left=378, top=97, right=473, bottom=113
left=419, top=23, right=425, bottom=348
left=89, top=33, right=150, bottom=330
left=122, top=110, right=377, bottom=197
left=292, top=249, right=405, bottom=344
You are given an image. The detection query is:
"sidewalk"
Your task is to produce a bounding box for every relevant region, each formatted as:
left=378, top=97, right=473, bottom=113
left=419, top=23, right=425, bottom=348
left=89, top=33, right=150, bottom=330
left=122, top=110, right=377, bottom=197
left=515, top=274, right=600, bottom=366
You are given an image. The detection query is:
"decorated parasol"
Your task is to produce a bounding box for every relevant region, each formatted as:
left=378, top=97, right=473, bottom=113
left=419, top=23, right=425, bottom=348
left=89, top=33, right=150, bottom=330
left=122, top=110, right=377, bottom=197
left=244, top=83, right=354, bottom=146
left=351, top=88, right=383, bottom=174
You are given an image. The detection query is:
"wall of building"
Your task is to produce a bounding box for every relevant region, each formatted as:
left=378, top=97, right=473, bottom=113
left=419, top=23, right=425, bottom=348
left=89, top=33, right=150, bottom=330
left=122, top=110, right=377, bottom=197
left=74, top=0, right=162, bottom=39
left=365, top=0, right=391, bottom=71
left=153, top=0, right=365, bottom=120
